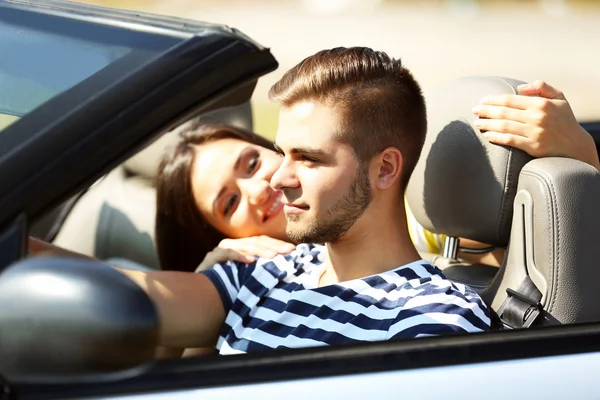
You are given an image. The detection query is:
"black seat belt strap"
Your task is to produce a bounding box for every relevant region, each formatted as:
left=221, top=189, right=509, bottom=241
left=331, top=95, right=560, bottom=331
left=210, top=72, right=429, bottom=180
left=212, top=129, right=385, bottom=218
left=497, top=276, right=543, bottom=329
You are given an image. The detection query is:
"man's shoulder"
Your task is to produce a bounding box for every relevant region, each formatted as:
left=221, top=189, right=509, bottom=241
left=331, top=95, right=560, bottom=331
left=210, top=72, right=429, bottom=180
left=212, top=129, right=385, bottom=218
left=384, top=260, right=491, bottom=328
left=387, top=260, right=445, bottom=283
left=288, top=243, right=326, bottom=263
left=257, top=243, right=325, bottom=271
left=210, top=243, right=324, bottom=279
left=386, top=260, right=482, bottom=299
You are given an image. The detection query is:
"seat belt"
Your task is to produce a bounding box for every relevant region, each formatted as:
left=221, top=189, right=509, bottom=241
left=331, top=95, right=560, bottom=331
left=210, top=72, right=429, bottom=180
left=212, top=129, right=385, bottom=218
left=496, top=276, right=543, bottom=329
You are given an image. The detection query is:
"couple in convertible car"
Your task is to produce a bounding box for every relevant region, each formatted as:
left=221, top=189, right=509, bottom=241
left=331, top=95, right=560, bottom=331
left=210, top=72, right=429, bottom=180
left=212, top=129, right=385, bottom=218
left=30, top=46, right=600, bottom=355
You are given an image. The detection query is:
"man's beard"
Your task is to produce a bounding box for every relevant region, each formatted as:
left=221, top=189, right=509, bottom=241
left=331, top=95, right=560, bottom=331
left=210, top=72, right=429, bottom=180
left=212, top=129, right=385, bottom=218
left=285, top=163, right=372, bottom=244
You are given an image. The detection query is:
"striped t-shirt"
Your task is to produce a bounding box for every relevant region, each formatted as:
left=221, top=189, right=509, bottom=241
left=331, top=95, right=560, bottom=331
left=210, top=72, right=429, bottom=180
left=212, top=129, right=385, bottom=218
left=202, top=243, right=490, bottom=355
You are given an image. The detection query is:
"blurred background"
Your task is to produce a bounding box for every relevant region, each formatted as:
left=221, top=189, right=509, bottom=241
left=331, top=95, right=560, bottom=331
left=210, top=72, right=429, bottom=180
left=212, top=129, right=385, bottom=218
left=77, top=0, right=600, bottom=138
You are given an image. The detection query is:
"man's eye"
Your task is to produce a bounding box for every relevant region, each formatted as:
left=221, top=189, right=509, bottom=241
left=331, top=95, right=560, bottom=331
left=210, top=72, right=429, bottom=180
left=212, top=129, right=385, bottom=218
left=301, top=155, right=319, bottom=163
left=224, top=195, right=238, bottom=216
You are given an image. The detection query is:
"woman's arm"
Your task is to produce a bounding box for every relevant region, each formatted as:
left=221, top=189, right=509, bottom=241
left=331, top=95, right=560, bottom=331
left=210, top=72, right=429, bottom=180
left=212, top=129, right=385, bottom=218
left=27, top=236, right=94, bottom=260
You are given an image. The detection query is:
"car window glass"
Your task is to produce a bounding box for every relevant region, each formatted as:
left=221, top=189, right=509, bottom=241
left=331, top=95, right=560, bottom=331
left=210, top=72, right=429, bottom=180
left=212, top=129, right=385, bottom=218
left=0, top=20, right=132, bottom=131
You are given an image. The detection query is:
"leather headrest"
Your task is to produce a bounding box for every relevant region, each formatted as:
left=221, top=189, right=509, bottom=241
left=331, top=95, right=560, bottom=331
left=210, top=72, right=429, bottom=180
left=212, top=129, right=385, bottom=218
left=406, top=76, right=533, bottom=247
left=123, top=103, right=253, bottom=180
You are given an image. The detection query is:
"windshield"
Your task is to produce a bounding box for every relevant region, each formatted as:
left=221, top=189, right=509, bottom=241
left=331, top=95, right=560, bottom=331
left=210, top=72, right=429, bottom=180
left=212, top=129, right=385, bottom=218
left=0, top=20, right=132, bottom=131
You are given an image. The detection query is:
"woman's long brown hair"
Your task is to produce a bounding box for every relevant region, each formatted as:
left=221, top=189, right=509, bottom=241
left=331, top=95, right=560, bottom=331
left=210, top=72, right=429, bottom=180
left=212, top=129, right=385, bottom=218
left=155, top=121, right=276, bottom=272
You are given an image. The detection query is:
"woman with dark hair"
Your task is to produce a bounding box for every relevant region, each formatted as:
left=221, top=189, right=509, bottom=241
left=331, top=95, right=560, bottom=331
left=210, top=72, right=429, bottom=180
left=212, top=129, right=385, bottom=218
left=155, top=121, right=296, bottom=273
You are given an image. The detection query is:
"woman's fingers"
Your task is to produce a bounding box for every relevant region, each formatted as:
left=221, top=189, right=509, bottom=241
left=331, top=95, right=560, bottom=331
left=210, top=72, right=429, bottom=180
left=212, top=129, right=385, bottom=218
left=477, top=94, right=537, bottom=111
left=472, top=118, right=527, bottom=136
left=253, top=235, right=296, bottom=253
left=472, top=104, right=529, bottom=124
left=478, top=131, right=532, bottom=153
left=195, top=248, right=255, bottom=273
left=517, top=80, right=566, bottom=100
left=219, top=236, right=296, bottom=259
left=195, top=236, right=297, bottom=273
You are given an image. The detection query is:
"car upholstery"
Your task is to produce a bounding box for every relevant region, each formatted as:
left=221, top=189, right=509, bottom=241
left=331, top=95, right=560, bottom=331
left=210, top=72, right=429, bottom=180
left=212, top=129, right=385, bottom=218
left=406, top=76, right=600, bottom=327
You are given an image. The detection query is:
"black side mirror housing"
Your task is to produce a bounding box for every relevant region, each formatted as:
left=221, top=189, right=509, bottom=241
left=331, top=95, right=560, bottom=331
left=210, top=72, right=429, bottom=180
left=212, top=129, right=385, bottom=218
left=0, top=256, right=158, bottom=384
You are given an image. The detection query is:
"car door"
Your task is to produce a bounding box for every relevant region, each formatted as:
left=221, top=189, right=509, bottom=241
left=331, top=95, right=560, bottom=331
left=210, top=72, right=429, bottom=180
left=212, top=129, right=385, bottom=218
left=12, top=323, right=600, bottom=399
left=0, top=0, right=277, bottom=271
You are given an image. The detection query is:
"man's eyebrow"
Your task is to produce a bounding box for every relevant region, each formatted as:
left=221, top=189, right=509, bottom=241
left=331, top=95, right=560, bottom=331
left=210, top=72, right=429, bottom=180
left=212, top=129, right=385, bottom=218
left=273, top=142, right=326, bottom=156
left=211, top=148, right=245, bottom=216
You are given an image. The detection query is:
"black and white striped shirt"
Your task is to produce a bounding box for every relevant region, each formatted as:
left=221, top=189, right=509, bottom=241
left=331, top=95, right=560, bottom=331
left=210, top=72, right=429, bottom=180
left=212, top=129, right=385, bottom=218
left=203, top=243, right=490, bottom=354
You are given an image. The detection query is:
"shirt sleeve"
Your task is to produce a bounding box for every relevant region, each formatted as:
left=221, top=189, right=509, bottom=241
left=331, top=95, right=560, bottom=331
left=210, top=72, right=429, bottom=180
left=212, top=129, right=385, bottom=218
left=201, top=260, right=257, bottom=313
left=387, top=280, right=491, bottom=339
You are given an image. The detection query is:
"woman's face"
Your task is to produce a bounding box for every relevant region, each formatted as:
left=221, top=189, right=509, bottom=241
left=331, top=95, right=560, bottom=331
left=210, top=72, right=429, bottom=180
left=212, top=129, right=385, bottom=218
left=191, top=138, right=288, bottom=241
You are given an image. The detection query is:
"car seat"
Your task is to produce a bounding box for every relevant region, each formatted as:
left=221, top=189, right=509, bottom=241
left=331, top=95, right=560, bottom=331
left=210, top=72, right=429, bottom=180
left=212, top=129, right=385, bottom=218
left=406, top=76, right=600, bottom=328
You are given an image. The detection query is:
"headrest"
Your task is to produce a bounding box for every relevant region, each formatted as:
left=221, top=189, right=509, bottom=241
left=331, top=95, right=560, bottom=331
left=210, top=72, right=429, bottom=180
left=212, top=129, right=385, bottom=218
left=406, top=76, right=533, bottom=247
left=123, top=103, right=253, bottom=180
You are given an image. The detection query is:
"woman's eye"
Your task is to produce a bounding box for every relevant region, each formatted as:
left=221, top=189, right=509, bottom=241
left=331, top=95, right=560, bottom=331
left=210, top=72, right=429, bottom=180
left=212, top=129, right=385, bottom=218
left=224, top=195, right=238, bottom=216
left=247, top=154, right=259, bottom=173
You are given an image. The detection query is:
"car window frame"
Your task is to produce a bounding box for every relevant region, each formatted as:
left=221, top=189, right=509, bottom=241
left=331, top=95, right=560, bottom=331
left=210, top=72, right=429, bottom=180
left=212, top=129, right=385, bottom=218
left=0, top=1, right=278, bottom=270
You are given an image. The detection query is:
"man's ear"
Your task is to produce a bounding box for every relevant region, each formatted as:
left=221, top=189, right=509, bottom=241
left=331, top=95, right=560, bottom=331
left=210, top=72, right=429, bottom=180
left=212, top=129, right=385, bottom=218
left=372, top=147, right=403, bottom=190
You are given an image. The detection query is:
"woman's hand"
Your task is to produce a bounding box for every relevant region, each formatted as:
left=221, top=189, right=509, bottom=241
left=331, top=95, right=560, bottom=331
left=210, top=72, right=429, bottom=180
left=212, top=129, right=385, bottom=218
left=472, top=80, right=600, bottom=172
left=195, top=236, right=296, bottom=272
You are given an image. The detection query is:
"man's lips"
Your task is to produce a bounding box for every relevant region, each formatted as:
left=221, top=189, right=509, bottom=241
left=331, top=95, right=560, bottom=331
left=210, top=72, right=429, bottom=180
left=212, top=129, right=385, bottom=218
left=283, top=202, right=309, bottom=214
left=262, top=192, right=284, bottom=222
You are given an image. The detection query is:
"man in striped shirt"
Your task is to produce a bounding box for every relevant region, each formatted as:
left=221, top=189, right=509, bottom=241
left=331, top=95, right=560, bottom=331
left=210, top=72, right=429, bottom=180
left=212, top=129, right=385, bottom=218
left=121, top=46, right=491, bottom=355
left=205, top=243, right=489, bottom=354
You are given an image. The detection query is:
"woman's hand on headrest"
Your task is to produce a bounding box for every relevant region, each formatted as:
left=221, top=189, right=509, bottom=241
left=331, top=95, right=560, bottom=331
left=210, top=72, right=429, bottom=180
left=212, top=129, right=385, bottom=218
left=471, top=81, right=600, bottom=172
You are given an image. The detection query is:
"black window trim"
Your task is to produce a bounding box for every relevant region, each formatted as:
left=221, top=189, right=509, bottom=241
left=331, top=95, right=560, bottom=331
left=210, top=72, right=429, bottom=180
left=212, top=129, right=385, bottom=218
left=2, top=0, right=197, bottom=39
left=581, top=121, right=600, bottom=156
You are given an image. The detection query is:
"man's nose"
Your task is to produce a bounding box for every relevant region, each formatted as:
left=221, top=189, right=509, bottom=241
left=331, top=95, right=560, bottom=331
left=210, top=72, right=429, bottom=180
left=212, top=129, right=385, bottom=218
left=239, top=178, right=270, bottom=206
left=270, top=158, right=299, bottom=191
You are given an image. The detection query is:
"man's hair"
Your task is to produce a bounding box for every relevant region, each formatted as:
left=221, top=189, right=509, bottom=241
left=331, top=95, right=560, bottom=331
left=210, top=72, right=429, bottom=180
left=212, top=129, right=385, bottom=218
left=269, top=47, right=427, bottom=189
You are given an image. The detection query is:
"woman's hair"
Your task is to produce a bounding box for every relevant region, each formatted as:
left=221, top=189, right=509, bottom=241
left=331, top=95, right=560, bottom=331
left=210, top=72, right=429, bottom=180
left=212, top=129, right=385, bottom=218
left=155, top=120, right=276, bottom=272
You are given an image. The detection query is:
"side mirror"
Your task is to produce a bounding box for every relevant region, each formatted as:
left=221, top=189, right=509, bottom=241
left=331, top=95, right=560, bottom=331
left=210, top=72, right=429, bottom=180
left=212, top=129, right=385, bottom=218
left=0, top=256, right=158, bottom=384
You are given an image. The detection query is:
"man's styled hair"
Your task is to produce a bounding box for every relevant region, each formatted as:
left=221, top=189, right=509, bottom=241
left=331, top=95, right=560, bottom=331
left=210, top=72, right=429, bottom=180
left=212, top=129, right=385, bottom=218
left=269, top=47, right=427, bottom=188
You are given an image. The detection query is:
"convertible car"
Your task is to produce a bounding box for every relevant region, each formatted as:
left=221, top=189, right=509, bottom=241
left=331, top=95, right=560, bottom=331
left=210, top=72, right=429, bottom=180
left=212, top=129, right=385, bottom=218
left=0, top=1, right=600, bottom=399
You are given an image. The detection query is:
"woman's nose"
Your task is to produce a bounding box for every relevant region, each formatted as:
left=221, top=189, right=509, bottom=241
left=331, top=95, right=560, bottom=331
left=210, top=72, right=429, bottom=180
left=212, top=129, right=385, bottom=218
left=239, top=178, right=270, bottom=206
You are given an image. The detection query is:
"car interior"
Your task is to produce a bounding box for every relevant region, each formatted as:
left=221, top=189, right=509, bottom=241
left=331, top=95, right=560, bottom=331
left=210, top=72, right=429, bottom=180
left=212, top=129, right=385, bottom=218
left=30, top=75, right=600, bottom=332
